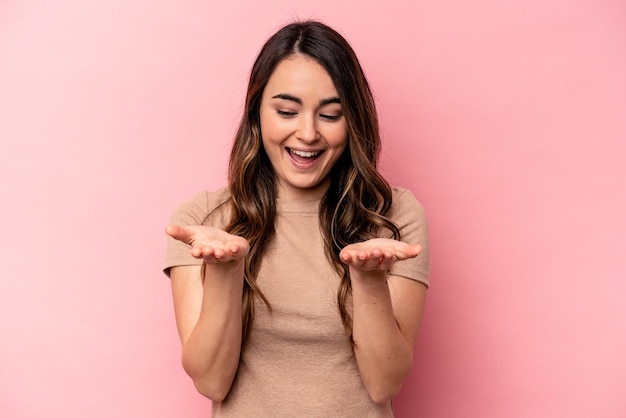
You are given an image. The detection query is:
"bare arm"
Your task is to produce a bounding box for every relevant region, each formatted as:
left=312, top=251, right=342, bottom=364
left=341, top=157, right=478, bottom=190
left=166, top=225, right=248, bottom=401
left=341, top=239, right=427, bottom=403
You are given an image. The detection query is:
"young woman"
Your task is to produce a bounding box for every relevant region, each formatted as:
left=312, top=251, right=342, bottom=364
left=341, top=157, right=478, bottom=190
left=164, top=20, right=429, bottom=417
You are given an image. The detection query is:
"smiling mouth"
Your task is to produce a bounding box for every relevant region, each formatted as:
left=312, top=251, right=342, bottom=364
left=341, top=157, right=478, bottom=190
left=287, top=147, right=324, bottom=164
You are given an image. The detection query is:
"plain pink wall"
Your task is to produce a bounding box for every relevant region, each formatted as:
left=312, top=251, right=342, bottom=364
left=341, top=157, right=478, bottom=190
left=1, top=0, right=625, bottom=417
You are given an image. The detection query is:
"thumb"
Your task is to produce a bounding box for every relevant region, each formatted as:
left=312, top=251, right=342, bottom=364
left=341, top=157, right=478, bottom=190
left=397, top=243, right=422, bottom=259
left=165, top=225, right=194, bottom=245
left=406, top=243, right=422, bottom=257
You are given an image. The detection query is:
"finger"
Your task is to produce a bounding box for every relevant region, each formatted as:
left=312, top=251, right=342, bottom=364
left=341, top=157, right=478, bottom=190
left=205, top=247, right=241, bottom=263
left=378, top=252, right=397, bottom=271
left=397, top=243, right=422, bottom=259
left=367, top=251, right=388, bottom=270
left=343, top=251, right=364, bottom=266
left=340, top=250, right=353, bottom=263
left=165, top=225, right=194, bottom=244
left=412, top=244, right=423, bottom=255
left=191, top=245, right=213, bottom=259
left=201, top=246, right=224, bottom=263
left=369, top=248, right=383, bottom=261
left=352, top=251, right=375, bottom=269
left=211, top=247, right=226, bottom=259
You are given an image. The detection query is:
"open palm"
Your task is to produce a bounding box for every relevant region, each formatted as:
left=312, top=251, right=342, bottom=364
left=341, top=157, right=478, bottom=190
left=340, top=238, right=421, bottom=273
left=166, top=224, right=249, bottom=264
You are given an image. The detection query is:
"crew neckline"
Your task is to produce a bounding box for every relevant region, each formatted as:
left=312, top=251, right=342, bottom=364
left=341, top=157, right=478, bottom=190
left=276, top=197, right=320, bottom=213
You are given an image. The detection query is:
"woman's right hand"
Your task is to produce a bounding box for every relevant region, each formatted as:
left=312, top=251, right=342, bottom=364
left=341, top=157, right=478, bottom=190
left=166, top=225, right=249, bottom=264
left=166, top=224, right=246, bottom=401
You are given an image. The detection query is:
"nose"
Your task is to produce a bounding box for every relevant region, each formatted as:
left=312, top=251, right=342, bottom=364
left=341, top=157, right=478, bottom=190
left=295, top=114, right=320, bottom=143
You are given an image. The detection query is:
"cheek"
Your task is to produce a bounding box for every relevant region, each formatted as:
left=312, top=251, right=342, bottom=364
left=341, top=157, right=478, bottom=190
left=259, top=114, right=286, bottom=144
left=327, top=123, right=348, bottom=148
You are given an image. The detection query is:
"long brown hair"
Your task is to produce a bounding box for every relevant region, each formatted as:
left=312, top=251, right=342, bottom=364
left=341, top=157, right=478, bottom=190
left=206, top=21, right=400, bottom=345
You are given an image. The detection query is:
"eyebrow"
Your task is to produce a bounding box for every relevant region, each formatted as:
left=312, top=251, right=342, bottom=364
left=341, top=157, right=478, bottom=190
left=271, top=93, right=341, bottom=106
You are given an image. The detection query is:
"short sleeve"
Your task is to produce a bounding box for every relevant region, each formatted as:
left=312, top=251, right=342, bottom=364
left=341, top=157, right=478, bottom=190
left=387, top=188, right=430, bottom=288
left=162, top=188, right=231, bottom=277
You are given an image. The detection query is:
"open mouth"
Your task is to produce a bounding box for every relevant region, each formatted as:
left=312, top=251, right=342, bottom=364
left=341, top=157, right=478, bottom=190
left=287, top=147, right=324, bottom=164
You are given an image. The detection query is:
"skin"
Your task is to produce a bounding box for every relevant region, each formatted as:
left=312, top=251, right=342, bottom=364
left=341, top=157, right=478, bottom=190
left=259, top=55, right=348, bottom=201
left=166, top=54, right=427, bottom=404
left=340, top=239, right=426, bottom=402
left=166, top=224, right=247, bottom=401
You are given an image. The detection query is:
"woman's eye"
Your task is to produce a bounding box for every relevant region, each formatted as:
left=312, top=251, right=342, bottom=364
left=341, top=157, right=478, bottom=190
left=320, top=113, right=341, bottom=121
left=277, top=110, right=296, bottom=118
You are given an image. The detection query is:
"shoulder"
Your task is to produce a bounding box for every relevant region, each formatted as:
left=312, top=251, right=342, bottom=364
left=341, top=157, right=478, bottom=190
left=169, top=187, right=231, bottom=227
left=388, top=186, right=430, bottom=286
left=387, top=186, right=429, bottom=252
left=390, top=187, right=427, bottom=222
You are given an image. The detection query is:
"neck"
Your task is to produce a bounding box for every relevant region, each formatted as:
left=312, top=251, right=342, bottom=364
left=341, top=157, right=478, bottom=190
left=276, top=178, right=330, bottom=202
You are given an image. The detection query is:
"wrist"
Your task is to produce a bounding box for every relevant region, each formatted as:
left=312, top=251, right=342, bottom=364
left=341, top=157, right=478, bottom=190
left=349, top=268, right=388, bottom=285
left=203, top=260, right=246, bottom=282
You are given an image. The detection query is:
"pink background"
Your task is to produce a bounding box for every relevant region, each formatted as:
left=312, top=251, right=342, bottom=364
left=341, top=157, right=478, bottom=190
left=1, top=0, right=625, bottom=417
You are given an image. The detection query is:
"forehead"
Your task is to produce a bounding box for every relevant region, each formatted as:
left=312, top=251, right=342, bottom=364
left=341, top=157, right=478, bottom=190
left=263, top=55, right=339, bottom=100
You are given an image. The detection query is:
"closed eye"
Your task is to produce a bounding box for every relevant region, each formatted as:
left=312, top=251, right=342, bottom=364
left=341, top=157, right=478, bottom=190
left=277, top=110, right=297, bottom=118
left=320, top=113, right=342, bottom=121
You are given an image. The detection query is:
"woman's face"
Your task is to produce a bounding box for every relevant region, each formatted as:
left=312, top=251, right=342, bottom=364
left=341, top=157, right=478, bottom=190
left=259, top=55, right=348, bottom=201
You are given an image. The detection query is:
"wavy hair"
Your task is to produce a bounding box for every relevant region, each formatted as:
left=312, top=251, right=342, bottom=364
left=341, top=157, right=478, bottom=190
left=205, top=20, right=400, bottom=345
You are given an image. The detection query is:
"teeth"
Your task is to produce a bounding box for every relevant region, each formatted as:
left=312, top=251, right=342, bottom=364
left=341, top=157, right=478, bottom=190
left=291, top=149, right=320, bottom=158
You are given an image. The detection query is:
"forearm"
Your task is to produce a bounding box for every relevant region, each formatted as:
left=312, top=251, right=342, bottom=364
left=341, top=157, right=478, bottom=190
left=350, top=270, right=413, bottom=403
left=181, top=262, right=244, bottom=401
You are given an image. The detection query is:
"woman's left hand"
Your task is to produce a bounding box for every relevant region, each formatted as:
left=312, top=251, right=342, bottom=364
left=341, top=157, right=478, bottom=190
left=341, top=238, right=426, bottom=402
left=339, top=238, right=421, bottom=275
